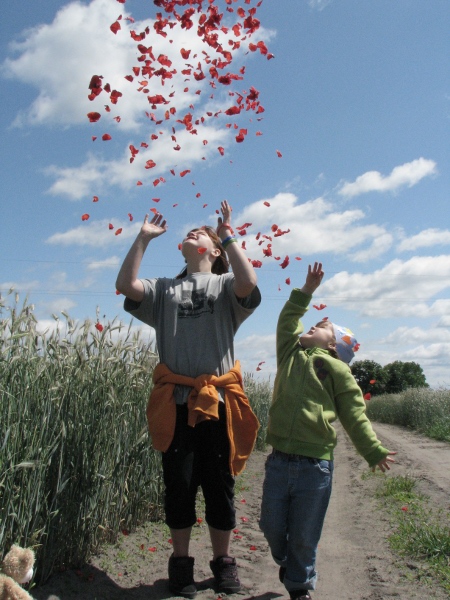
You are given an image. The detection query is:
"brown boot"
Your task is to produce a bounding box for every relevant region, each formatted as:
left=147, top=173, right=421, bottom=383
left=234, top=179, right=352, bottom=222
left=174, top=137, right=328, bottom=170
left=168, top=555, right=197, bottom=599
left=209, top=555, right=241, bottom=593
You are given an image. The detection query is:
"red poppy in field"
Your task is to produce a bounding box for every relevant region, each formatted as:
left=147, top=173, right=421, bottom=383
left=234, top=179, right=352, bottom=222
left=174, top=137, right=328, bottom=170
left=81, top=214, right=90, bottom=221
left=95, top=322, right=104, bottom=332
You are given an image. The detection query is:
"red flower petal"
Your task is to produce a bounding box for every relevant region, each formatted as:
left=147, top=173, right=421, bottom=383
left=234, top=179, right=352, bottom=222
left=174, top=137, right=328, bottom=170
left=313, top=304, right=327, bottom=310
left=110, top=21, right=121, bottom=34
left=280, top=256, right=290, bottom=269
left=95, top=322, right=104, bottom=332
left=115, top=228, right=123, bottom=235
left=180, top=169, right=191, bottom=177
left=87, top=112, right=101, bottom=123
left=81, top=213, right=90, bottom=221
left=109, top=223, right=114, bottom=230
left=92, top=196, right=99, bottom=202
left=370, top=379, right=376, bottom=384
left=218, top=146, right=225, bottom=155
left=198, top=247, right=207, bottom=254
left=263, top=201, right=270, bottom=207
left=363, top=393, right=371, bottom=401
left=285, top=278, right=291, bottom=285
left=276, top=150, right=282, bottom=157
left=102, top=133, right=112, bottom=141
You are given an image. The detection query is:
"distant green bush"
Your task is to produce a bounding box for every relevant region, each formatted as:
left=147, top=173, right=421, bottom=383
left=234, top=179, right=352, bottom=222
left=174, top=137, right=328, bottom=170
left=366, top=388, right=450, bottom=442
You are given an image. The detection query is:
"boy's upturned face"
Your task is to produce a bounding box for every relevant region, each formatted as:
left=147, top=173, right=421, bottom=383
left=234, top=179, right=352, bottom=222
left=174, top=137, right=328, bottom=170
left=300, top=321, right=336, bottom=352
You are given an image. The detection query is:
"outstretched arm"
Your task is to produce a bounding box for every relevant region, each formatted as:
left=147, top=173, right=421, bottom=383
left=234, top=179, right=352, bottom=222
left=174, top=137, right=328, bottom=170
left=217, top=200, right=257, bottom=298
left=115, top=213, right=167, bottom=302
left=371, top=451, right=397, bottom=473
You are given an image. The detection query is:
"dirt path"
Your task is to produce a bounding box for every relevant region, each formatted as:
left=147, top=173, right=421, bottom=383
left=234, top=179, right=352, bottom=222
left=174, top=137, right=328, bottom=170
left=33, top=424, right=449, bottom=600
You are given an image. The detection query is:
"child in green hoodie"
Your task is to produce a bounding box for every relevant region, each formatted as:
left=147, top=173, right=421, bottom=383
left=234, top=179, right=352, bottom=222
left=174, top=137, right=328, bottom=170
left=259, top=262, right=396, bottom=600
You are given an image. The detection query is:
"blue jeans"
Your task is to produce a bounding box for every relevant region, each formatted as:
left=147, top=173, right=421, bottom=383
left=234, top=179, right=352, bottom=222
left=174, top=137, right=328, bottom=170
left=259, top=449, right=333, bottom=591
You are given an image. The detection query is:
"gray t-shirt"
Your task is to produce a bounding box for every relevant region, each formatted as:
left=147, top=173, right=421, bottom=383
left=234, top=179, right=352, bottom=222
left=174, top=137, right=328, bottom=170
left=124, top=272, right=261, bottom=402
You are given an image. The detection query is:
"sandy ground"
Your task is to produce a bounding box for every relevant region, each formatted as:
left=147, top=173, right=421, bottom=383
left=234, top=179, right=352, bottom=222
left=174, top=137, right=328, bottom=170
left=32, top=423, right=450, bottom=600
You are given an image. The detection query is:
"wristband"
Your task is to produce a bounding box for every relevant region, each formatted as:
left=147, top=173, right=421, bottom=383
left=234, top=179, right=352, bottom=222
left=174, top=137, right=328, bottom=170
left=222, top=236, right=237, bottom=250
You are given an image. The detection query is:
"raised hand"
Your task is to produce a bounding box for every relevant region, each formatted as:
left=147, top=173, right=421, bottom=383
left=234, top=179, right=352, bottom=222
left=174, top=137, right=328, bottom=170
left=141, top=212, right=168, bottom=239
left=301, top=262, right=324, bottom=295
left=217, top=200, right=233, bottom=238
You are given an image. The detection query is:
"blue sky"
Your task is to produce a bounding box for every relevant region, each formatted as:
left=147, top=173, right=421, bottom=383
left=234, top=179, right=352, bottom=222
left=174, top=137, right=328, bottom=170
left=1, top=0, right=449, bottom=386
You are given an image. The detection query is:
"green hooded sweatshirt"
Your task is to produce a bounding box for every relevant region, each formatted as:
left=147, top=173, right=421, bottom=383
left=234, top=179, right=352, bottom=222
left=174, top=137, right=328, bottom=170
left=266, top=289, right=389, bottom=468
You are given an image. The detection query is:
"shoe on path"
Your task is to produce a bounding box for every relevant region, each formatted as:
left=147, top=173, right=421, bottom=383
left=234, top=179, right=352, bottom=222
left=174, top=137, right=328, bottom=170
left=209, top=555, right=241, bottom=594
left=168, top=555, right=197, bottom=599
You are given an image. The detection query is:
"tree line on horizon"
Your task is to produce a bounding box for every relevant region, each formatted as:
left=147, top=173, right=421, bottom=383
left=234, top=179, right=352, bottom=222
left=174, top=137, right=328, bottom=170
left=351, top=360, right=428, bottom=397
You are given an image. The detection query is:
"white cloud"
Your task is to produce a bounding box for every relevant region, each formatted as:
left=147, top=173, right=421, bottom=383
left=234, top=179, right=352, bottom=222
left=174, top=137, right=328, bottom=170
left=235, top=333, right=277, bottom=379
left=321, top=255, right=450, bottom=318
left=46, top=219, right=141, bottom=247
left=381, top=326, right=450, bottom=345
left=85, top=256, right=121, bottom=271
left=0, top=280, right=40, bottom=296
left=234, top=192, right=392, bottom=262
left=45, top=126, right=229, bottom=199
left=338, top=158, right=437, bottom=198
left=398, top=228, right=450, bottom=252
left=308, top=0, right=333, bottom=10
left=45, top=297, right=77, bottom=314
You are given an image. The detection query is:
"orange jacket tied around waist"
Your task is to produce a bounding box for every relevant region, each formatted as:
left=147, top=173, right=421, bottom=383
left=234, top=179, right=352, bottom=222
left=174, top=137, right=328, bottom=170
left=147, top=361, right=260, bottom=476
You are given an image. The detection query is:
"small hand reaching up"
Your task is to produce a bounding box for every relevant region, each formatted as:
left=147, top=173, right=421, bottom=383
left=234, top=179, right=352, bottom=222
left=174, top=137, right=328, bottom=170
left=301, top=262, right=324, bottom=296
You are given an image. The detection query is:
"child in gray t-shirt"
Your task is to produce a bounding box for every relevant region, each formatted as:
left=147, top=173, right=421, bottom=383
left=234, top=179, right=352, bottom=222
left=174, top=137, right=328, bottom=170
left=116, top=201, right=261, bottom=598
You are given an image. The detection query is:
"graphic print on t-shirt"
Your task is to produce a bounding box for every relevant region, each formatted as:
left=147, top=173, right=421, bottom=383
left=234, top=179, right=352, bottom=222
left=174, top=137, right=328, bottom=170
left=178, top=289, right=216, bottom=319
